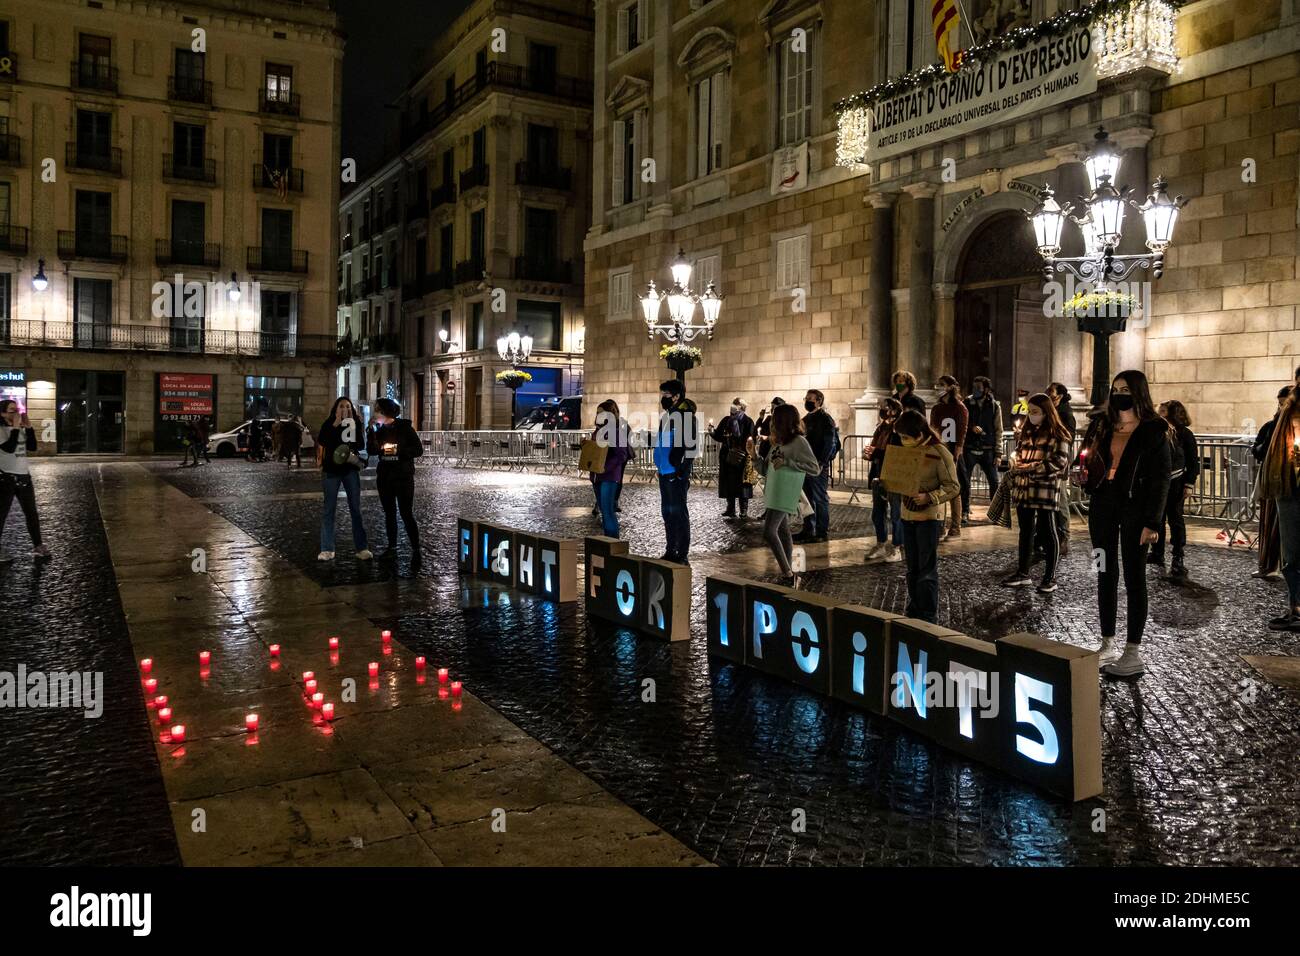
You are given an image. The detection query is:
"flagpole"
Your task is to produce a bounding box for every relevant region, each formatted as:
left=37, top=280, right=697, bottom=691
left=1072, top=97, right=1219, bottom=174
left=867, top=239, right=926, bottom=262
left=953, top=0, right=977, bottom=51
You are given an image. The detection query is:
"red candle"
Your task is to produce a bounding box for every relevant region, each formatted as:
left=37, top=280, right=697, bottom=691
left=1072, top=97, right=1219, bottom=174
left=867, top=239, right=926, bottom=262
left=304, top=678, right=318, bottom=697
left=451, top=681, right=463, bottom=697
left=311, top=692, right=324, bottom=710
left=381, top=630, right=392, bottom=643
left=415, top=656, right=426, bottom=669
left=199, top=650, right=211, bottom=665
left=245, top=713, right=259, bottom=733
left=157, top=706, right=173, bottom=724
left=140, top=658, right=153, bottom=674
left=368, top=661, right=379, bottom=677
left=438, top=668, right=449, bottom=684
left=302, top=670, right=315, bottom=683
left=153, top=695, right=168, bottom=709
left=170, top=724, right=186, bottom=743
left=328, top=636, right=340, bottom=650
left=322, top=702, right=335, bottom=721
left=143, top=678, right=158, bottom=694
left=269, top=644, right=281, bottom=658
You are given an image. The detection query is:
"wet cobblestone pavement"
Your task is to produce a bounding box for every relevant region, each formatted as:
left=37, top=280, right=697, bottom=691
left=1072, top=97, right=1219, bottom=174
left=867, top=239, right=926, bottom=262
left=143, top=461, right=1300, bottom=866
left=0, top=464, right=180, bottom=866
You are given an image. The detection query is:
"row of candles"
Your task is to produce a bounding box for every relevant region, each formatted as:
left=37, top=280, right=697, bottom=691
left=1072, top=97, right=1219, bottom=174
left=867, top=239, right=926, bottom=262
left=140, top=628, right=463, bottom=744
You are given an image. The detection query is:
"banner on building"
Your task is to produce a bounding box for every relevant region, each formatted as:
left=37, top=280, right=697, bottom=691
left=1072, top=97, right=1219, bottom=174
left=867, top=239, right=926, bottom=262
left=0, top=369, right=27, bottom=414
left=770, top=141, right=809, bottom=196
left=156, top=373, right=216, bottom=452
left=861, top=24, right=1097, bottom=164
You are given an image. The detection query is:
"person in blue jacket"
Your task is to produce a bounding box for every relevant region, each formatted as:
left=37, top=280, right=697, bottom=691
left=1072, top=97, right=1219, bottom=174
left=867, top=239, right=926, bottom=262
left=654, top=379, right=698, bottom=565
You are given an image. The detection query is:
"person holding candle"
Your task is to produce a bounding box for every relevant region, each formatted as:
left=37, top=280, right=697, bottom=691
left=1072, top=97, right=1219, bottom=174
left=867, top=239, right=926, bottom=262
left=712, top=398, right=755, bottom=520
left=1000, top=393, right=1072, bottom=593
left=0, top=399, right=51, bottom=563
left=366, top=397, right=424, bottom=563
left=751, top=403, right=822, bottom=589
left=888, top=410, right=960, bottom=624
left=863, top=397, right=904, bottom=563
left=1252, top=386, right=1291, bottom=581
left=317, top=397, right=372, bottom=562
left=929, top=375, right=969, bottom=540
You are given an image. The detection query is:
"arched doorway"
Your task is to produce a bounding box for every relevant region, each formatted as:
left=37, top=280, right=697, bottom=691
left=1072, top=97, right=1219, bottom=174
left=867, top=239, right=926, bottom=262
left=954, top=212, right=1051, bottom=404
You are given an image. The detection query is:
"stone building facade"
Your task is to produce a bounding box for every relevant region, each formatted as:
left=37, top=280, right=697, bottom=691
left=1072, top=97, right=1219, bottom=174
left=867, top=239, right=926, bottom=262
left=583, top=0, right=1300, bottom=438
left=0, top=0, right=342, bottom=454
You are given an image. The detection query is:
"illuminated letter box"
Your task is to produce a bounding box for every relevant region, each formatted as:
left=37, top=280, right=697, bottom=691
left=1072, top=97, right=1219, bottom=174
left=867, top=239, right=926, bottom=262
left=481, top=524, right=514, bottom=586
left=778, top=591, right=837, bottom=696
left=933, top=632, right=1001, bottom=766
left=706, top=574, right=749, bottom=665
left=995, top=633, right=1102, bottom=801
left=829, top=605, right=899, bottom=715
left=603, top=553, right=643, bottom=626
left=744, top=581, right=795, bottom=678
left=514, top=532, right=539, bottom=594
left=535, top=535, right=580, bottom=603
left=584, top=536, right=630, bottom=621
left=886, top=619, right=965, bottom=740
left=457, top=519, right=478, bottom=574
left=638, top=558, right=691, bottom=641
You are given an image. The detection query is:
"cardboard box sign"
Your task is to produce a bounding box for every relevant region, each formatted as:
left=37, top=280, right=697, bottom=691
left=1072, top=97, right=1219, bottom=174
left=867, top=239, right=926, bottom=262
left=479, top=524, right=515, bottom=586
left=515, top=534, right=579, bottom=602
left=457, top=518, right=478, bottom=574
left=583, top=536, right=630, bottom=619
left=706, top=575, right=750, bottom=665
left=829, top=605, right=900, bottom=715
left=744, top=581, right=796, bottom=677
left=584, top=540, right=690, bottom=641
left=879, top=443, right=928, bottom=496
left=886, top=618, right=973, bottom=741
left=995, top=633, right=1102, bottom=801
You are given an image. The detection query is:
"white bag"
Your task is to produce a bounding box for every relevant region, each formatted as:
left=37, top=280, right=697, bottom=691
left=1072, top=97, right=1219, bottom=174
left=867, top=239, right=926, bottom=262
left=796, top=492, right=813, bottom=518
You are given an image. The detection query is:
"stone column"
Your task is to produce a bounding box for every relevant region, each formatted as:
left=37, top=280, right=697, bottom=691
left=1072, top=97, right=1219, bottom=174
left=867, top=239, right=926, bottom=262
left=903, top=182, right=938, bottom=384
left=1045, top=143, right=1089, bottom=404
left=933, top=282, right=957, bottom=382
left=866, top=191, right=896, bottom=389
left=1112, top=126, right=1155, bottom=382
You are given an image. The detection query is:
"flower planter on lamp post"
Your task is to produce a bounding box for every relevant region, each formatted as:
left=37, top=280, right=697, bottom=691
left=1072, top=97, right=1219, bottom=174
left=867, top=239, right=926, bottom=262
left=495, top=369, right=532, bottom=427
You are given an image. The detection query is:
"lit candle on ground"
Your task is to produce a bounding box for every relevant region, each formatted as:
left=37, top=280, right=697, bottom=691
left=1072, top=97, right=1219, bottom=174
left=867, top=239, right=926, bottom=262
left=368, top=662, right=379, bottom=677
left=311, top=692, right=324, bottom=710
left=140, top=658, right=153, bottom=674
left=305, top=679, right=318, bottom=697
left=143, top=678, right=158, bottom=694
left=153, top=695, right=168, bottom=709
left=269, top=644, right=281, bottom=658
left=415, top=656, right=426, bottom=669
left=322, top=702, right=335, bottom=721
left=381, top=630, right=392, bottom=643
left=438, top=668, right=449, bottom=684
left=245, top=713, right=259, bottom=733
left=170, top=725, right=186, bottom=743
left=302, top=671, right=314, bottom=683
left=328, top=636, right=340, bottom=650
left=451, top=681, right=463, bottom=697
left=199, top=650, right=211, bottom=665
left=157, top=707, right=173, bottom=724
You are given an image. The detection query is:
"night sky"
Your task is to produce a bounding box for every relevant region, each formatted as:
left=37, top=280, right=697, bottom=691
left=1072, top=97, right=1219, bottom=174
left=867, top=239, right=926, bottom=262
left=337, top=0, right=475, bottom=176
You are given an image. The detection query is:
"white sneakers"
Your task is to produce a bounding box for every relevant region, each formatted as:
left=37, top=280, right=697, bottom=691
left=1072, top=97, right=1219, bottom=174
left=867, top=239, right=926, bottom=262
left=883, top=544, right=902, bottom=563
left=1101, top=642, right=1145, bottom=678
left=317, top=551, right=335, bottom=561
left=1097, top=636, right=1120, bottom=663
left=356, top=549, right=373, bottom=561
left=864, top=543, right=903, bottom=563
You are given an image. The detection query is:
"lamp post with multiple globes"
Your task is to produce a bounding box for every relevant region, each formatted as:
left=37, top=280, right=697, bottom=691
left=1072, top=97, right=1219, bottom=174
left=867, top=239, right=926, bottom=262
left=496, top=331, right=533, bottom=427
left=639, top=248, right=724, bottom=386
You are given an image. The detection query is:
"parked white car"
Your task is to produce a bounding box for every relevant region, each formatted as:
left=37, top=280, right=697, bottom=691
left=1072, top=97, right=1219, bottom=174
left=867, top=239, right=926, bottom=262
left=207, top=419, right=276, bottom=458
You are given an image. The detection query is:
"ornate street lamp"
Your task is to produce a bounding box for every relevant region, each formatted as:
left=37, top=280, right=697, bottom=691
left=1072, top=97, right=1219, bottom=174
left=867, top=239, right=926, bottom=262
left=496, top=330, right=533, bottom=427
left=640, top=247, right=724, bottom=384
left=32, top=258, right=49, bottom=293
left=1027, top=126, right=1187, bottom=405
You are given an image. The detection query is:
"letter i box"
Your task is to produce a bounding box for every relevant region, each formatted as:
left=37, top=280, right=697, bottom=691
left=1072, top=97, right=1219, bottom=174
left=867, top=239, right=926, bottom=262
left=638, top=558, right=691, bottom=641
left=830, top=605, right=899, bottom=715
left=535, top=535, right=580, bottom=603
left=706, top=574, right=749, bottom=665
left=457, top=519, right=478, bottom=574
left=995, top=633, right=1102, bottom=801
left=886, top=619, right=965, bottom=739
left=583, top=536, right=630, bottom=621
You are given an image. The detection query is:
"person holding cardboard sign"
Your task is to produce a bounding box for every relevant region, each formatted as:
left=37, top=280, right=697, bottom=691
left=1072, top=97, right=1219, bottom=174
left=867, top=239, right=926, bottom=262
left=751, top=403, right=822, bottom=589
left=886, top=411, right=960, bottom=623
left=589, top=400, right=633, bottom=538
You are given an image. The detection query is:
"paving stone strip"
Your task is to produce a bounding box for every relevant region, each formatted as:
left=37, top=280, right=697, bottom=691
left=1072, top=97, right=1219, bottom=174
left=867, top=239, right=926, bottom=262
left=93, top=463, right=703, bottom=867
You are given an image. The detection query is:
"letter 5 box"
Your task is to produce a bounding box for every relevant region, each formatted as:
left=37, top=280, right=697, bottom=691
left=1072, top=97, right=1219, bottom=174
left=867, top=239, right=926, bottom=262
left=885, top=619, right=965, bottom=741
left=457, top=519, right=478, bottom=574
left=535, top=535, right=580, bottom=603
left=932, top=633, right=1001, bottom=766
left=706, top=575, right=749, bottom=665
left=638, top=558, right=690, bottom=641
left=995, top=633, right=1102, bottom=801
left=514, top=533, right=540, bottom=594
left=830, top=605, right=899, bottom=715
left=584, top=536, right=630, bottom=621
left=744, top=582, right=796, bottom=679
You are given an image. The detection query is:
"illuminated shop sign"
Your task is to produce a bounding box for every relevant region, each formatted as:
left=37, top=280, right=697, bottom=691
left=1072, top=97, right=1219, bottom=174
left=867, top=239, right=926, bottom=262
left=706, top=574, right=1102, bottom=800
left=584, top=536, right=690, bottom=642
left=457, top=518, right=580, bottom=602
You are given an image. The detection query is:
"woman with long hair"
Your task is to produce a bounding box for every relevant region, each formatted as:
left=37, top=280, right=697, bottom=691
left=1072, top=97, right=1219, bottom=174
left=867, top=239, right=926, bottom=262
left=1252, top=386, right=1290, bottom=580
left=1260, top=366, right=1300, bottom=632
left=863, top=397, right=904, bottom=563
left=1002, top=393, right=1071, bottom=593
left=889, top=410, right=960, bottom=623
left=750, top=403, right=821, bottom=588
left=0, top=399, right=51, bottom=562
left=592, top=399, right=633, bottom=538
left=1078, top=371, right=1171, bottom=678
left=1152, top=400, right=1199, bottom=580
left=317, top=396, right=371, bottom=562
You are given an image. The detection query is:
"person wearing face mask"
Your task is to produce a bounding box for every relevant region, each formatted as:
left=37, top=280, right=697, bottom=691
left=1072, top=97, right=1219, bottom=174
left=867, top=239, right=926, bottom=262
left=1001, top=393, right=1072, bottom=593
left=366, top=397, right=424, bottom=562
left=0, top=400, right=51, bottom=563
left=863, top=397, right=904, bottom=562
left=891, top=370, right=926, bottom=415
left=750, top=403, right=822, bottom=589
left=755, top=397, right=784, bottom=460
left=1078, top=371, right=1171, bottom=678
left=793, top=389, right=838, bottom=544
left=712, top=397, right=755, bottom=520
left=1260, top=365, right=1300, bottom=633
left=317, top=396, right=372, bottom=562
left=963, top=376, right=1003, bottom=520
left=591, top=399, right=633, bottom=538
left=1047, top=383, right=1077, bottom=551
left=1150, top=400, right=1198, bottom=580
left=930, top=375, right=969, bottom=539
left=1251, top=385, right=1291, bottom=581
left=886, top=410, right=959, bottom=623
left=653, top=379, right=699, bottom=565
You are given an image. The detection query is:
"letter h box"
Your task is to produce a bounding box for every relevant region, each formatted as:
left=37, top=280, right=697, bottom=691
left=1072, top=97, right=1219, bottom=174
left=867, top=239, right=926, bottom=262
left=830, top=605, right=899, bottom=715
left=706, top=574, right=749, bottom=665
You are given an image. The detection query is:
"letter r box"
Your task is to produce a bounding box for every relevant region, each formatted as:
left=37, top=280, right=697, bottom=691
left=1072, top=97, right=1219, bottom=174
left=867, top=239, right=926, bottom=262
left=584, top=536, right=630, bottom=621
left=706, top=575, right=749, bottom=665
left=995, top=633, right=1102, bottom=801
left=639, top=558, right=690, bottom=641
left=457, top=519, right=478, bottom=574
left=830, top=605, right=899, bottom=715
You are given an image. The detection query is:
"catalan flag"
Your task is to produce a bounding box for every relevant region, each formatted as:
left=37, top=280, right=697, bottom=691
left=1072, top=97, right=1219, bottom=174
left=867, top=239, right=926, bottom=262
left=932, top=0, right=962, bottom=73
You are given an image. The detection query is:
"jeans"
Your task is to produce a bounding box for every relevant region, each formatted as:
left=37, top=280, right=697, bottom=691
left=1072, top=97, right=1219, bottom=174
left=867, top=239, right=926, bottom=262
left=963, top=447, right=998, bottom=513
left=902, top=519, right=943, bottom=622
left=801, top=471, right=830, bottom=537
left=658, top=471, right=691, bottom=560
left=0, top=474, right=42, bottom=548
left=377, top=465, right=419, bottom=552
left=1017, top=506, right=1059, bottom=582
left=1276, top=495, right=1300, bottom=610
left=1153, top=483, right=1186, bottom=563
left=871, top=483, right=902, bottom=545
left=765, top=509, right=794, bottom=576
left=597, top=479, right=621, bottom=538
left=1088, top=484, right=1150, bottom=644
left=947, top=445, right=969, bottom=528
left=321, top=469, right=368, bottom=552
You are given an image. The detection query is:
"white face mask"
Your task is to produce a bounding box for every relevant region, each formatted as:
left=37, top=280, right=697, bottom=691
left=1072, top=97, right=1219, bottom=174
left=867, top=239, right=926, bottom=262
left=730, top=405, right=742, bottom=415
left=1029, top=413, right=1045, bottom=426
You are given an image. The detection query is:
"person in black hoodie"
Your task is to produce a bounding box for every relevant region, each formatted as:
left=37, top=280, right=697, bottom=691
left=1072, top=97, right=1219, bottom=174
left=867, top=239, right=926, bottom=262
left=1251, top=386, right=1290, bottom=580
left=1151, top=399, right=1199, bottom=580
left=1079, top=370, right=1171, bottom=679
left=1048, top=382, right=1077, bottom=549
left=653, top=379, right=699, bottom=565
left=794, top=389, right=838, bottom=544
left=366, top=397, right=423, bottom=561
left=317, top=397, right=372, bottom=562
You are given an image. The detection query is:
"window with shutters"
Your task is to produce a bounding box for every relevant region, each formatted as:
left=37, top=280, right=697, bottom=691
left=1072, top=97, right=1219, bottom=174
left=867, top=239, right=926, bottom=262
left=692, top=70, right=728, bottom=178
left=610, top=108, right=646, bottom=207
left=608, top=268, right=632, bottom=319
left=774, top=233, right=809, bottom=292
left=775, top=30, right=814, bottom=147
left=692, top=253, right=721, bottom=294
left=615, top=1, right=652, bottom=56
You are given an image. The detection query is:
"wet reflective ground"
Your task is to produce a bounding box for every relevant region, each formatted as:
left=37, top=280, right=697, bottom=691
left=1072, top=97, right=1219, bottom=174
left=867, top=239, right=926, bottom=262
left=148, top=461, right=1300, bottom=866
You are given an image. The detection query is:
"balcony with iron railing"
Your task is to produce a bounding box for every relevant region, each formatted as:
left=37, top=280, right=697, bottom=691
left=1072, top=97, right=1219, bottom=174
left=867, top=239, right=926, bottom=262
left=515, top=162, right=572, bottom=191
left=0, top=319, right=338, bottom=359
left=0, top=225, right=29, bottom=255
left=253, top=163, right=304, bottom=193
left=168, top=75, right=213, bottom=106
left=71, top=60, right=118, bottom=93
left=430, top=182, right=457, bottom=209
left=163, top=154, right=216, bottom=184
left=57, top=231, right=128, bottom=263
left=356, top=331, right=402, bottom=356
left=513, top=256, right=573, bottom=284
left=459, top=164, right=490, bottom=193
left=454, top=258, right=487, bottom=284
left=155, top=238, right=220, bottom=269
left=247, top=246, right=309, bottom=274
left=0, top=133, right=19, bottom=166
left=66, top=142, right=123, bottom=176
left=259, top=88, right=301, bottom=117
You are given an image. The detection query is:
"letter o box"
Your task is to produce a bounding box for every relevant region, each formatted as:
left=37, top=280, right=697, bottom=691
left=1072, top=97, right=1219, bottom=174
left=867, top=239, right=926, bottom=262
left=782, top=591, right=837, bottom=696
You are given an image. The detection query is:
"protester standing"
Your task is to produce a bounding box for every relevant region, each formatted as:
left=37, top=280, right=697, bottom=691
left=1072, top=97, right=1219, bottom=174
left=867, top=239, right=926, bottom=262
left=1259, top=366, right=1300, bottom=633
left=889, top=410, right=960, bottom=624
left=247, top=418, right=265, bottom=462
left=892, top=370, right=927, bottom=415
left=755, top=397, right=784, bottom=460
left=1048, top=382, right=1077, bottom=548
left=0, top=400, right=50, bottom=562
left=1001, top=393, right=1072, bottom=593
left=1151, top=400, right=1199, bottom=580
left=1078, top=371, right=1171, bottom=678
left=195, top=417, right=210, bottom=464
left=591, top=399, right=633, bottom=538
left=653, top=380, right=697, bottom=565
left=713, top=398, right=755, bottom=519
left=1252, top=386, right=1289, bottom=580
left=863, top=397, right=903, bottom=563
left=366, top=397, right=423, bottom=561
left=793, top=389, right=837, bottom=544
left=279, top=416, right=303, bottom=469
left=963, top=376, right=1003, bottom=521
left=751, top=404, right=822, bottom=588
left=317, top=397, right=372, bottom=562
left=931, top=375, right=969, bottom=539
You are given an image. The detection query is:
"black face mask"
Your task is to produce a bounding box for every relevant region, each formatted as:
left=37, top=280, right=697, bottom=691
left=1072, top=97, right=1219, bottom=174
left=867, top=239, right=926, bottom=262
left=1110, top=393, right=1135, bottom=413
left=660, top=396, right=674, bottom=410
left=804, top=401, right=817, bottom=413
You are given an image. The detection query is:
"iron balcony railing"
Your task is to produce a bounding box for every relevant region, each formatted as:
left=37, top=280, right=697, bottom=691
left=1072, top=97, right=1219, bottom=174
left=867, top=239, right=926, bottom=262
left=253, top=163, right=304, bottom=193
left=0, top=319, right=338, bottom=359
left=155, top=238, right=221, bottom=268
left=515, top=162, right=572, bottom=191
left=246, top=246, right=308, bottom=274
left=513, top=257, right=573, bottom=283
left=163, top=154, right=216, bottom=184
left=0, top=133, right=19, bottom=166
left=429, top=182, right=457, bottom=209
left=57, top=231, right=128, bottom=262
left=459, top=164, right=490, bottom=192
left=168, top=75, right=213, bottom=106
left=66, top=142, right=123, bottom=176
left=454, top=258, right=487, bottom=284
left=259, top=88, right=301, bottom=117
left=357, top=332, right=402, bottom=356
left=0, top=225, right=29, bottom=255
left=71, top=60, right=118, bottom=93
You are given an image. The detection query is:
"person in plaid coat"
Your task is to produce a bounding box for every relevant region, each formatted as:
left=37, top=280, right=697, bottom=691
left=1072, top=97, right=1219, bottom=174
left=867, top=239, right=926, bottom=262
left=1001, top=393, right=1072, bottom=593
